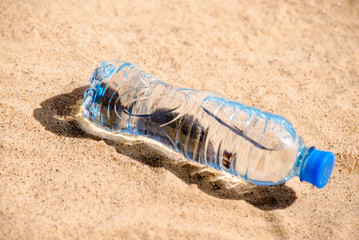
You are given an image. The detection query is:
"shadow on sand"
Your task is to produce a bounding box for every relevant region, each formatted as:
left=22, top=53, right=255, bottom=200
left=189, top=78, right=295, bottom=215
left=33, top=86, right=297, bottom=210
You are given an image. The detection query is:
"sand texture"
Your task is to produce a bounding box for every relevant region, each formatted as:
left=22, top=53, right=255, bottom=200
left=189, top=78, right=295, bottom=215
left=1, top=0, right=358, bottom=239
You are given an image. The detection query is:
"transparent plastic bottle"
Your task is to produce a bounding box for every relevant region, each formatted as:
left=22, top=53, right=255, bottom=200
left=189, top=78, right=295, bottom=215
left=83, top=60, right=335, bottom=188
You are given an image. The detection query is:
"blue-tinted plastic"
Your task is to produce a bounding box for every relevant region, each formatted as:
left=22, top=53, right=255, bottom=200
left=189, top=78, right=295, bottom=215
left=82, top=60, right=335, bottom=188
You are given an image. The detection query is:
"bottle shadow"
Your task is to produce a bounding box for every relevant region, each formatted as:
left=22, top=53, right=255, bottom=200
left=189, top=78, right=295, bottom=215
left=33, top=86, right=297, bottom=210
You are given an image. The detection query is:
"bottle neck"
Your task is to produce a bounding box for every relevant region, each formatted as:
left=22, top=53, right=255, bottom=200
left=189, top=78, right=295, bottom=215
left=292, top=141, right=313, bottom=178
left=298, top=146, right=316, bottom=177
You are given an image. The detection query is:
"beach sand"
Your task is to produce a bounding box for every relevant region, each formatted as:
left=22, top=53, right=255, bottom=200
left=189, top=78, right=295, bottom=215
left=0, top=0, right=358, bottom=239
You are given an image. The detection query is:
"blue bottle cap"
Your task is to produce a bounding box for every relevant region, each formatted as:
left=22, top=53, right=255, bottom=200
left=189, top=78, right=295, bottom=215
left=300, top=148, right=335, bottom=188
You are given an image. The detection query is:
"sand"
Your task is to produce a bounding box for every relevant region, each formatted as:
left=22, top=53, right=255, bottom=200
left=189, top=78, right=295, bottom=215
left=0, top=0, right=358, bottom=239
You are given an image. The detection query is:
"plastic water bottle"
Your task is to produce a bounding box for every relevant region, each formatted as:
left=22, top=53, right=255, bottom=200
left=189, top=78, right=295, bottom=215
left=83, top=60, right=335, bottom=188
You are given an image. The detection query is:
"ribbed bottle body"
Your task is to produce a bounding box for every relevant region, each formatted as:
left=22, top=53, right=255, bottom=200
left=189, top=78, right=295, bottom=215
left=83, top=60, right=305, bottom=185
